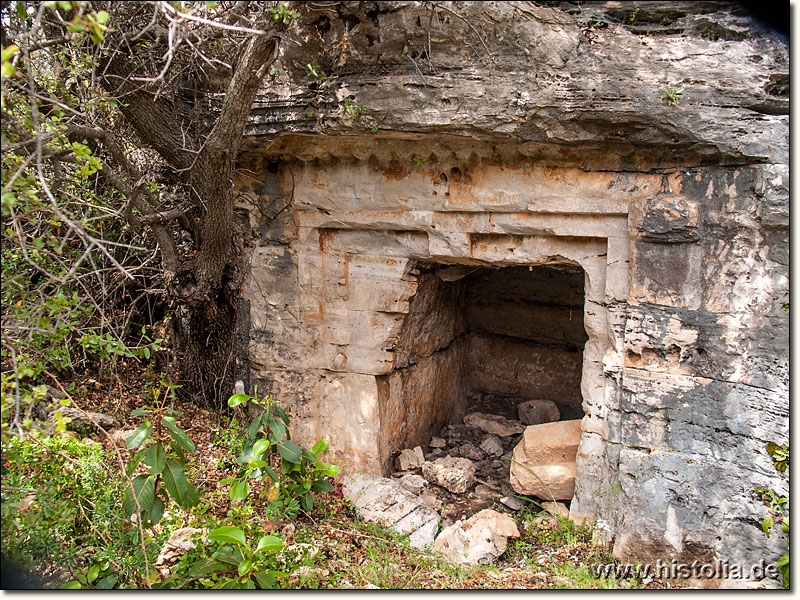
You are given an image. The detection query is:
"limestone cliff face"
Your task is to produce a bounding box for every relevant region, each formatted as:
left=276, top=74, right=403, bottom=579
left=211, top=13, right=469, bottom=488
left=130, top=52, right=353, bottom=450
left=234, top=1, right=788, bottom=573
left=241, top=1, right=787, bottom=167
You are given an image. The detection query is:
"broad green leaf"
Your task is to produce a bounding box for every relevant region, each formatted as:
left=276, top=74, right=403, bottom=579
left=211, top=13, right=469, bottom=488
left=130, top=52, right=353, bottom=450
left=216, top=548, right=245, bottom=566
left=230, top=479, right=249, bottom=502
left=301, top=449, right=318, bottom=464
left=318, top=462, right=340, bottom=477
left=145, top=495, right=165, bottom=527
left=95, top=575, right=118, bottom=589
left=228, top=393, right=250, bottom=408
left=125, top=447, right=147, bottom=476
left=208, top=526, right=246, bottom=547
left=60, top=581, right=82, bottom=589
left=122, top=475, right=155, bottom=516
left=255, top=535, right=283, bottom=554
left=276, top=440, right=301, bottom=464
left=129, top=407, right=149, bottom=417
left=169, top=441, right=187, bottom=468
left=269, top=420, right=286, bottom=441
left=264, top=465, right=280, bottom=483
left=301, top=492, right=314, bottom=512
left=126, top=421, right=152, bottom=449
left=311, top=438, right=328, bottom=456
left=253, top=439, right=270, bottom=458
left=145, top=444, right=166, bottom=475
left=311, top=479, right=333, bottom=493
left=188, top=560, right=230, bottom=577
left=246, top=577, right=256, bottom=589
left=252, top=572, right=277, bottom=589
left=95, top=10, right=110, bottom=24
left=247, top=413, right=263, bottom=439
left=762, top=517, right=773, bottom=535
left=86, top=565, right=99, bottom=583
left=238, top=559, right=252, bottom=577
left=236, top=442, right=255, bottom=465
left=161, top=459, right=199, bottom=509
left=273, top=405, right=290, bottom=426
left=162, top=416, right=195, bottom=453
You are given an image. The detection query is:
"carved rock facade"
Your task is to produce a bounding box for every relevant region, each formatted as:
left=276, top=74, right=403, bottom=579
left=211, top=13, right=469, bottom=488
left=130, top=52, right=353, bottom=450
left=232, top=1, right=788, bottom=572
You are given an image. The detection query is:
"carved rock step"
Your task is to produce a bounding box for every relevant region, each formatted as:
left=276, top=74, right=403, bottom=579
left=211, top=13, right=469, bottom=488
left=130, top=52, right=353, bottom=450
left=509, top=419, right=582, bottom=500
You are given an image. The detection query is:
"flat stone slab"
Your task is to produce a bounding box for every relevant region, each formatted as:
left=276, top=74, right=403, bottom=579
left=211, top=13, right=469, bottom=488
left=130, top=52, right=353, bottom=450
left=464, top=412, right=525, bottom=437
left=342, top=473, right=440, bottom=549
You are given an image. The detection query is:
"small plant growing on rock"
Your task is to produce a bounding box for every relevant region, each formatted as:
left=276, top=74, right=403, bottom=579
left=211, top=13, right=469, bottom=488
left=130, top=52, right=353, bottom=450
left=757, top=442, right=789, bottom=588
left=268, top=3, right=300, bottom=24
left=627, top=7, right=640, bottom=26
left=342, top=98, right=366, bottom=121
left=660, top=86, right=684, bottom=107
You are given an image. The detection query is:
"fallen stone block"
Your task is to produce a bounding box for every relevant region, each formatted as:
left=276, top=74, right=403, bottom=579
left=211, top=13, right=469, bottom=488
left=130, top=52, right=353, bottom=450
left=479, top=435, right=504, bottom=457
left=458, top=442, right=485, bottom=461
left=464, top=412, right=525, bottom=437
left=509, top=419, right=581, bottom=500
left=421, top=456, right=476, bottom=494
left=395, top=446, right=425, bottom=471
left=433, top=509, right=520, bottom=565
left=517, top=399, right=560, bottom=426
left=342, top=473, right=440, bottom=549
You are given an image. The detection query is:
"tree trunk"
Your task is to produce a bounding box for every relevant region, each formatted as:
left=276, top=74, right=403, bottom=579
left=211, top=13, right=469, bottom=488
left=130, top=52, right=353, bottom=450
left=97, top=17, right=279, bottom=404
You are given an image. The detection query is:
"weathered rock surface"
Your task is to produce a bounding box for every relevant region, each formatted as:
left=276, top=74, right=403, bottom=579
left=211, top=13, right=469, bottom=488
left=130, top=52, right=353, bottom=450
left=342, top=473, right=440, bottom=549
left=155, top=528, right=204, bottom=579
left=108, top=428, right=136, bottom=447
left=246, top=2, right=787, bottom=166
left=479, top=436, right=504, bottom=458
left=718, top=577, right=782, bottom=590
left=47, top=406, right=120, bottom=431
left=517, top=400, right=561, bottom=426
left=395, top=446, right=425, bottom=471
left=237, top=0, right=788, bottom=573
left=463, top=413, right=525, bottom=438
left=510, top=420, right=582, bottom=500
left=398, top=474, right=428, bottom=495
left=433, top=509, right=520, bottom=566
left=421, top=457, right=476, bottom=494
left=457, top=442, right=485, bottom=461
